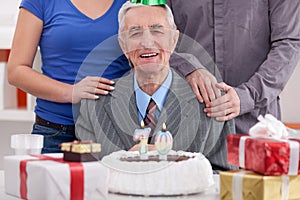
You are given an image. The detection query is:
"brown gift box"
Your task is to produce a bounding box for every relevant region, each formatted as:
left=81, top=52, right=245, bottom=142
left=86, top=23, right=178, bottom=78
left=220, top=170, right=300, bottom=200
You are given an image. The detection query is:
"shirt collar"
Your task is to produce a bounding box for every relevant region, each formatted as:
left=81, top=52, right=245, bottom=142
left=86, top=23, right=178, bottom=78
left=134, top=69, right=172, bottom=119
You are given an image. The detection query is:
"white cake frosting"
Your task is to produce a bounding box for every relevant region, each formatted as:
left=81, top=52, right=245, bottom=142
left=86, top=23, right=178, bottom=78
left=101, top=150, right=214, bottom=196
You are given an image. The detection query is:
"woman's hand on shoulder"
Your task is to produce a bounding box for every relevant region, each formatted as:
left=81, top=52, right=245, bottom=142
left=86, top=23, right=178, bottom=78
left=72, top=76, right=115, bottom=103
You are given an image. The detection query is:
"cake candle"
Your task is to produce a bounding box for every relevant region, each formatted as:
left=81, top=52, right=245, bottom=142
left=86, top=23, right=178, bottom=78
left=155, top=123, right=173, bottom=160
left=133, top=121, right=151, bottom=159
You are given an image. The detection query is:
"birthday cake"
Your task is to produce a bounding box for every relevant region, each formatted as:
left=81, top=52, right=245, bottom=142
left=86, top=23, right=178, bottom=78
left=102, top=150, right=214, bottom=196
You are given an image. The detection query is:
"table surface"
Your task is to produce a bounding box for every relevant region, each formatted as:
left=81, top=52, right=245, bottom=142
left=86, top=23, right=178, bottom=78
left=0, top=170, right=220, bottom=200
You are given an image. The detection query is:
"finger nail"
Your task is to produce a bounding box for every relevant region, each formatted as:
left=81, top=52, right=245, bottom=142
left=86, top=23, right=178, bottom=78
left=110, top=86, right=115, bottom=90
left=110, top=80, right=115, bottom=84
left=94, top=95, right=99, bottom=99
left=103, top=91, right=109, bottom=95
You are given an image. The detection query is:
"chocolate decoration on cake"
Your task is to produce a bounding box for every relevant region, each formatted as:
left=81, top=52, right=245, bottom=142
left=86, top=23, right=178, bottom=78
left=60, top=140, right=101, bottom=162
left=120, top=154, right=194, bottom=162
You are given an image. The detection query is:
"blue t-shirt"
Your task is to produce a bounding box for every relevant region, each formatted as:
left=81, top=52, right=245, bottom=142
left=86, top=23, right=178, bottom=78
left=20, top=0, right=129, bottom=125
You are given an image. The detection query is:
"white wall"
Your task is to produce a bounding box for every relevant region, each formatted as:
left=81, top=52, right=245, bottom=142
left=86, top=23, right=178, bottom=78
left=0, top=0, right=19, bottom=26
left=0, top=0, right=28, bottom=170
left=280, top=61, right=300, bottom=123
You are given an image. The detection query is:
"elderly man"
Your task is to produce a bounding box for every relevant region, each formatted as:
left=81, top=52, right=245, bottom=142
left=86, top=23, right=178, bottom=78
left=76, top=1, right=236, bottom=170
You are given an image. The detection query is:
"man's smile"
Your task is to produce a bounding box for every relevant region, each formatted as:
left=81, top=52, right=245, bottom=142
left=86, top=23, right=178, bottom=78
left=140, top=52, right=159, bottom=58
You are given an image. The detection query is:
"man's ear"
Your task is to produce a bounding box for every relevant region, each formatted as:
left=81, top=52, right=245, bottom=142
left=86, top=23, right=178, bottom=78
left=170, top=30, right=179, bottom=53
left=118, top=35, right=129, bottom=59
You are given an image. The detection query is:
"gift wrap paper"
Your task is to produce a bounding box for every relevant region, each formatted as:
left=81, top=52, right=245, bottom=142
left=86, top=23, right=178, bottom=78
left=220, top=170, right=300, bottom=200
left=4, top=154, right=109, bottom=200
left=227, top=134, right=300, bottom=175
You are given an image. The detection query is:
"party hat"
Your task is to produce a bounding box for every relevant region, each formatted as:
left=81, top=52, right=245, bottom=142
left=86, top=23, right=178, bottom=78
left=130, top=0, right=166, bottom=5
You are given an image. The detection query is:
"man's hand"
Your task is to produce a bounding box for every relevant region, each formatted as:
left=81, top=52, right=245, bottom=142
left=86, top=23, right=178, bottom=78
left=204, top=82, right=240, bottom=121
left=72, top=77, right=115, bottom=103
left=185, top=69, right=221, bottom=104
left=129, top=144, right=156, bottom=151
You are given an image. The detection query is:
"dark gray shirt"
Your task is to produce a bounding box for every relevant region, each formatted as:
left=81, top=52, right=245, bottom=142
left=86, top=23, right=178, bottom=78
left=168, top=0, right=300, bottom=133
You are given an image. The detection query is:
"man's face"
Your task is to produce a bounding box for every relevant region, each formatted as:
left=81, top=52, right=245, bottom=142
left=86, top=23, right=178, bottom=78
left=119, top=6, right=178, bottom=74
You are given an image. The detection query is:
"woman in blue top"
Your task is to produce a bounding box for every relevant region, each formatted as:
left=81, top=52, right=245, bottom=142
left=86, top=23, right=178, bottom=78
left=7, top=0, right=129, bottom=153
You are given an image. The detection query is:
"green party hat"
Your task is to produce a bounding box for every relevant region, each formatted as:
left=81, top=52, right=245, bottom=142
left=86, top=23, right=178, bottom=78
left=130, top=0, right=166, bottom=6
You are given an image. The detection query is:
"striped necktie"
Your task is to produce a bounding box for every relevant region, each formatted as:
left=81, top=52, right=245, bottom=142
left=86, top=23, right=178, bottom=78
left=144, top=98, right=157, bottom=140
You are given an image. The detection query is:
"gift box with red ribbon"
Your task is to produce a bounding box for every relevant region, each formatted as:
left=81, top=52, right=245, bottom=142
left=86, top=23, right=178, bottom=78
left=4, top=154, right=109, bottom=200
left=227, top=134, right=300, bottom=175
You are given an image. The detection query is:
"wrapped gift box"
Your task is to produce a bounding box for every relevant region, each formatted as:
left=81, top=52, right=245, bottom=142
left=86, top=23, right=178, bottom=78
left=4, top=154, right=109, bottom=200
left=227, top=134, right=300, bottom=175
left=220, top=170, right=300, bottom=200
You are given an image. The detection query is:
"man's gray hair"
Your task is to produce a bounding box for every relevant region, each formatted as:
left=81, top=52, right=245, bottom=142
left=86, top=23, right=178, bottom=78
left=118, top=1, right=177, bottom=36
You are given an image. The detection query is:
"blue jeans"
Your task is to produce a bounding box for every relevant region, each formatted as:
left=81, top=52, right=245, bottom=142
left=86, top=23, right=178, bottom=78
left=32, top=123, right=77, bottom=153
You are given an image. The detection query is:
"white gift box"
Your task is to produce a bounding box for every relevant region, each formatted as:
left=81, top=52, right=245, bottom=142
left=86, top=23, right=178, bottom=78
left=4, top=154, right=109, bottom=200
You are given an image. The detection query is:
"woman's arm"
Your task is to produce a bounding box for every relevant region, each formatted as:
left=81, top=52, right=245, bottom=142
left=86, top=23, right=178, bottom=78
left=8, top=8, right=114, bottom=104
